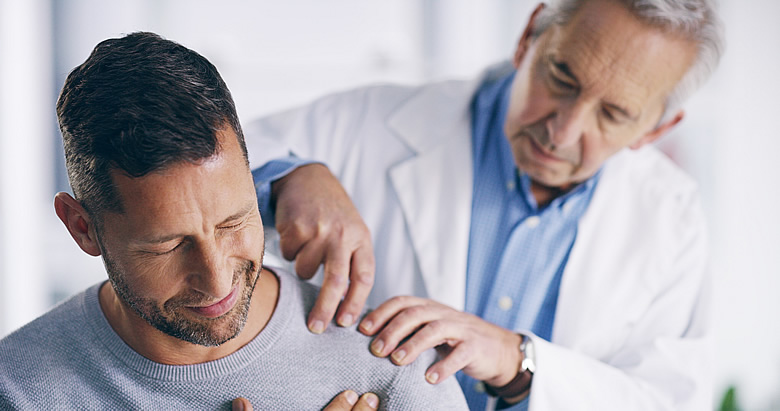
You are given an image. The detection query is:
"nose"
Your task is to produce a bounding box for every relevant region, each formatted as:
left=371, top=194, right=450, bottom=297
left=546, top=100, right=590, bottom=150
left=188, top=240, right=234, bottom=299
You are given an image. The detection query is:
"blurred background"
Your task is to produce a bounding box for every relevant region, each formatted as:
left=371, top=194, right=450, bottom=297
left=0, top=0, right=777, bottom=409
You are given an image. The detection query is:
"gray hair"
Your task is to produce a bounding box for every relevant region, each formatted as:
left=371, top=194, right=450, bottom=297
left=531, top=0, right=725, bottom=121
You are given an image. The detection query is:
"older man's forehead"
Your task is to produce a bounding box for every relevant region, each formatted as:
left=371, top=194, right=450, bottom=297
left=544, top=0, right=696, bottom=115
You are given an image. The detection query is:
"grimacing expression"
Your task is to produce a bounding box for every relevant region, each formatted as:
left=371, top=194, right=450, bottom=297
left=504, top=0, right=697, bottom=189
left=95, top=128, right=265, bottom=346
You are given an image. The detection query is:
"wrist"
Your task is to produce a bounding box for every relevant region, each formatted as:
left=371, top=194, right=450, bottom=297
left=485, top=333, right=524, bottom=387
left=484, top=334, right=535, bottom=400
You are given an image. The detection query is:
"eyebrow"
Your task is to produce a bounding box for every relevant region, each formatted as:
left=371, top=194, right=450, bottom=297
left=140, top=202, right=256, bottom=245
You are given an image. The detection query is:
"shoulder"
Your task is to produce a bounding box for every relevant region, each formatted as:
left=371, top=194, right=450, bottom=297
left=597, top=147, right=704, bottom=229
left=604, top=146, right=699, bottom=199
left=383, top=350, right=469, bottom=409
left=0, top=289, right=89, bottom=358
left=266, top=267, right=468, bottom=409
left=0, top=288, right=97, bottom=404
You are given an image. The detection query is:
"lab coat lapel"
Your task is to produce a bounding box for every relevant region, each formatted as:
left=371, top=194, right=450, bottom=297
left=386, top=82, right=476, bottom=311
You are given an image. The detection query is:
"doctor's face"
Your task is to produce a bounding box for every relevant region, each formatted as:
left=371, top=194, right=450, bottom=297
left=96, top=128, right=265, bottom=347
left=504, top=0, right=696, bottom=190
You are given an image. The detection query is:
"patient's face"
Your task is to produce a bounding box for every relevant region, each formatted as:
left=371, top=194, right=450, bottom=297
left=96, top=128, right=265, bottom=346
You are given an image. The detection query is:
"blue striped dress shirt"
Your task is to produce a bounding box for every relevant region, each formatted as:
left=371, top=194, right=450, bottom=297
left=457, top=72, right=600, bottom=410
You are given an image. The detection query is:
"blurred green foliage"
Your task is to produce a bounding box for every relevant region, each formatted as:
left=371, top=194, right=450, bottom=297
left=719, top=386, right=739, bottom=411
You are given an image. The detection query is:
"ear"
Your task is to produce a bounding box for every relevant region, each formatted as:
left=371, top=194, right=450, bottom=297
left=513, top=3, right=546, bottom=69
left=54, top=192, right=102, bottom=256
left=629, top=110, right=685, bottom=150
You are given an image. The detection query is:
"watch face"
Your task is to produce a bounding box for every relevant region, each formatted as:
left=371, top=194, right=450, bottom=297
left=520, top=336, right=536, bottom=373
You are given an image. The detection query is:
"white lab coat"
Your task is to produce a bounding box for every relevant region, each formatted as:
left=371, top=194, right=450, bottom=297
left=244, top=64, right=711, bottom=410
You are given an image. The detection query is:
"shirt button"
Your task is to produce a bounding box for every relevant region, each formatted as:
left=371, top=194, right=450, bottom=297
left=474, top=382, right=486, bottom=393
left=506, top=181, right=515, bottom=191
left=498, top=296, right=513, bottom=311
left=525, top=216, right=540, bottom=228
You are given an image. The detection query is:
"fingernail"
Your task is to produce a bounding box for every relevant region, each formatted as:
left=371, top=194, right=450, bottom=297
left=232, top=400, right=245, bottom=411
left=391, top=349, right=406, bottom=363
left=371, top=339, right=384, bottom=355
left=345, top=391, right=358, bottom=405
left=426, top=371, right=439, bottom=384
left=338, top=313, right=353, bottom=327
left=359, top=320, right=373, bottom=333
left=365, top=393, right=379, bottom=409
left=309, top=320, right=325, bottom=334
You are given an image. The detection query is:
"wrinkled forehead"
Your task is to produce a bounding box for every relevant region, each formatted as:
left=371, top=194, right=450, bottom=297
left=543, top=0, right=696, bottom=111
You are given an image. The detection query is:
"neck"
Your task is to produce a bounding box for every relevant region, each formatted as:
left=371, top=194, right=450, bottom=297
left=530, top=181, right=573, bottom=208
left=98, top=268, right=279, bottom=365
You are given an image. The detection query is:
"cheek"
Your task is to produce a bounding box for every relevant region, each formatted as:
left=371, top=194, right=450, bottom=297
left=228, top=224, right=265, bottom=262
left=116, top=255, right=183, bottom=299
left=506, top=72, right=547, bottom=133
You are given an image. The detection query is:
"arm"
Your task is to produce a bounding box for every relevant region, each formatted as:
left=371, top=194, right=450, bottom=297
left=358, top=191, right=710, bottom=410
left=244, top=89, right=376, bottom=331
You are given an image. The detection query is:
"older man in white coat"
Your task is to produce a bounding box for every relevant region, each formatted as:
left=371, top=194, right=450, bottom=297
left=245, top=0, right=724, bottom=409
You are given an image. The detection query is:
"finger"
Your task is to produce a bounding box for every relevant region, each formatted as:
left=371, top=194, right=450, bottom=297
left=307, top=246, right=351, bottom=333
left=277, top=221, right=310, bottom=261
left=354, top=393, right=380, bottom=410
left=389, top=319, right=461, bottom=366
left=424, top=341, right=475, bottom=384
left=232, top=397, right=254, bottom=411
left=294, top=239, right=326, bottom=279
left=322, top=390, right=359, bottom=411
left=369, top=304, right=446, bottom=357
left=335, top=245, right=376, bottom=327
left=358, top=295, right=428, bottom=336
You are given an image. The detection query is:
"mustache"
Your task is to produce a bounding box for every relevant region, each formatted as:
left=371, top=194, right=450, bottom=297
left=520, top=124, right=580, bottom=164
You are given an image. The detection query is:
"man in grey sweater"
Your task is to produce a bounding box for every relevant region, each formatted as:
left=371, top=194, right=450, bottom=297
left=0, top=32, right=467, bottom=410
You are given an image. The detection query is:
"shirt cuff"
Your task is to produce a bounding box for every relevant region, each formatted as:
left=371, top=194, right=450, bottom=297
left=252, top=156, right=318, bottom=226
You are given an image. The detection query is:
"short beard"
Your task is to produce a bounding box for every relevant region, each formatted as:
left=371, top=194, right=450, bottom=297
left=96, top=234, right=261, bottom=347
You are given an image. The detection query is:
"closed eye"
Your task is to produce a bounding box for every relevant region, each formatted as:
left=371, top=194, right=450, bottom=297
left=218, top=220, right=244, bottom=231
left=550, top=74, right=576, bottom=91
left=149, top=240, right=185, bottom=256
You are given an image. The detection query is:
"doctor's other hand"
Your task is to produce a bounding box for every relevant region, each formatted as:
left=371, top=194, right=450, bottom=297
left=359, top=296, right=523, bottom=388
left=231, top=391, right=379, bottom=411
left=272, top=163, right=376, bottom=333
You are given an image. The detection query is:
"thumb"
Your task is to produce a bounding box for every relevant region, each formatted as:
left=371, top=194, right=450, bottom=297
left=232, top=397, right=254, bottom=411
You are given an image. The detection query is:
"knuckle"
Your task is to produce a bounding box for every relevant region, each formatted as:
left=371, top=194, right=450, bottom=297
left=403, top=305, right=428, bottom=319
left=324, top=271, right=349, bottom=288
left=426, top=319, right=446, bottom=334
left=353, top=271, right=375, bottom=287
left=390, top=295, right=413, bottom=307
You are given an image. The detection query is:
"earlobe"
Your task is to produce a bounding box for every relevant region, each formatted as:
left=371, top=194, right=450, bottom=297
left=54, top=192, right=102, bottom=256
left=513, top=3, right=546, bottom=68
left=629, top=110, right=685, bottom=150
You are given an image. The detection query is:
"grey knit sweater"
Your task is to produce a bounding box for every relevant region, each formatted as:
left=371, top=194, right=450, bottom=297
left=0, top=268, right=467, bottom=410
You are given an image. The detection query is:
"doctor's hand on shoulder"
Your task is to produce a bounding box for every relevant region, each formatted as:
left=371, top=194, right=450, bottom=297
left=359, top=296, right=526, bottom=400
left=271, top=164, right=375, bottom=333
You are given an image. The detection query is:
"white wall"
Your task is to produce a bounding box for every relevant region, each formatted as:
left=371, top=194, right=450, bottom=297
left=0, top=0, right=53, bottom=337
left=0, top=0, right=777, bottom=408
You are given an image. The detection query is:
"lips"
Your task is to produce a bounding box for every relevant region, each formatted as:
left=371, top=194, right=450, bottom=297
left=186, top=284, right=239, bottom=318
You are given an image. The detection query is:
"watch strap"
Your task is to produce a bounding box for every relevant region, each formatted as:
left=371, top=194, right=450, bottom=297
left=484, top=367, right=533, bottom=398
